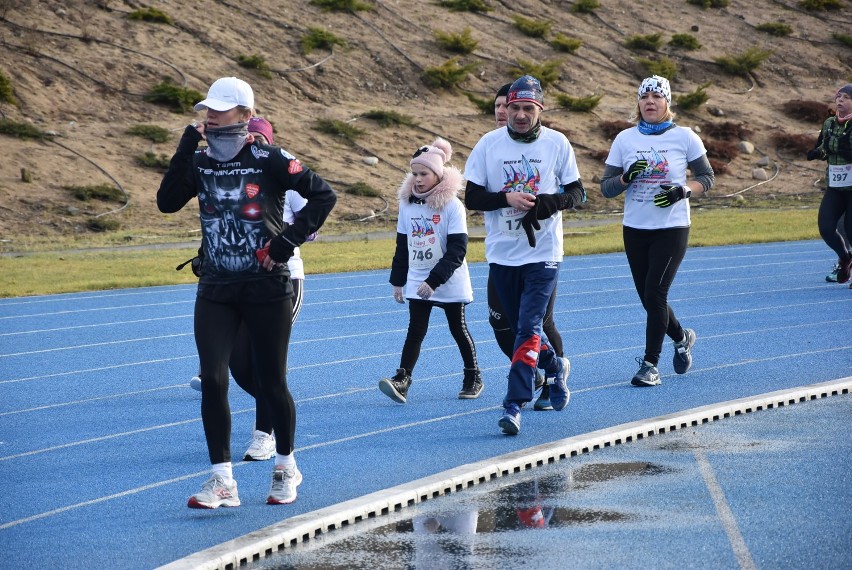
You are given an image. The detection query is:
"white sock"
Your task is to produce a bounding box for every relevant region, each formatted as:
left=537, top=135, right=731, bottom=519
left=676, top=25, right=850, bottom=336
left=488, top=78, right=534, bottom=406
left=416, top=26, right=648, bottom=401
left=275, top=453, right=296, bottom=469
left=211, top=462, right=233, bottom=484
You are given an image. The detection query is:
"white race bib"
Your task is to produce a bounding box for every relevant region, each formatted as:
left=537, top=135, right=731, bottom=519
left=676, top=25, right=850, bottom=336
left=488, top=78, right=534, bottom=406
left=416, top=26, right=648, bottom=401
left=408, top=235, right=439, bottom=269
left=828, top=164, right=852, bottom=188
left=499, top=207, right=526, bottom=237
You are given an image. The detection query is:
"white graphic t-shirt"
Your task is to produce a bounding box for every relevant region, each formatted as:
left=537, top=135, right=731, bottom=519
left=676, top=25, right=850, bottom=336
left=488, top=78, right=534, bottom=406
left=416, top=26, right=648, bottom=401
left=397, top=196, right=473, bottom=303
left=464, top=126, right=580, bottom=266
left=605, top=126, right=706, bottom=230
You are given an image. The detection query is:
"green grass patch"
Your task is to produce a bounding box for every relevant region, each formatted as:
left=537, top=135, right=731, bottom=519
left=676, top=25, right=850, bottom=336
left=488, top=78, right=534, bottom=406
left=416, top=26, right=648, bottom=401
left=509, top=59, right=562, bottom=88
left=302, top=27, right=347, bottom=54
left=554, top=93, right=603, bottom=112
left=687, top=0, right=730, bottom=7
left=0, top=69, right=18, bottom=105
left=714, top=47, right=772, bottom=77
left=127, top=124, right=171, bottom=143
left=638, top=56, right=677, bottom=80
left=345, top=182, right=381, bottom=197
left=87, top=217, right=121, bottom=232
left=136, top=151, right=171, bottom=170
left=144, top=79, right=204, bottom=113
left=799, top=0, right=843, bottom=10
left=571, top=0, right=600, bottom=13
left=625, top=33, right=663, bottom=52
left=756, top=22, right=793, bottom=37
left=65, top=184, right=125, bottom=202
left=314, top=118, right=365, bottom=144
left=360, top=109, right=416, bottom=127
left=550, top=33, right=583, bottom=54
left=128, top=7, right=173, bottom=24
left=310, top=0, right=373, bottom=11
left=669, top=33, right=701, bottom=50
left=465, top=92, right=494, bottom=115
left=0, top=119, right=49, bottom=139
left=675, top=82, right=712, bottom=111
left=512, top=15, right=551, bottom=38
left=438, top=0, right=491, bottom=13
left=423, top=56, right=479, bottom=89
left=832, top=32, right=852, bottom=47
left=237, top=54, right=273, bottom=79
left=0, top=209, right=820, bottom=297
left=434, top=27, right=478, bottom=55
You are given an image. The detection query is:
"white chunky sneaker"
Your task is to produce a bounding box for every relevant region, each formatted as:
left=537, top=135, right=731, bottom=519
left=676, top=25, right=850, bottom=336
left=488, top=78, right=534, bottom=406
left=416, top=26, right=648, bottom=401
left=187, top=474, right=240, bottom=509
left=267, top=465, right=303, bottom=505
left=244, top=430, right=276, bottom=461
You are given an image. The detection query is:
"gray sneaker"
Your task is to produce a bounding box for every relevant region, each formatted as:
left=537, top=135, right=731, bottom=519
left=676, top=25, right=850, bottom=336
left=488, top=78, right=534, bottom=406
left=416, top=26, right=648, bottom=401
left=631, top=358, right=661, bottom=387
left=672, top=328, right=696, bottom=374
left=187, top=474, right=240, bottom=509
left=267, top=465, right=303, bottom=505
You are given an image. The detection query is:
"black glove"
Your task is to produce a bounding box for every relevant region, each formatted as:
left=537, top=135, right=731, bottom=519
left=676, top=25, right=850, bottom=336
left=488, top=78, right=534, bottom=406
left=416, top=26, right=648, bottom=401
left=533, top=194, right=561, bottom=219
left=653, top=184, right=691, bottom=208
left=622, top=159, right=648, bottom=184
left=268, top=235, right=296, bottom=264
left=806, top=148, right=824, bottom=161
left=521, top=208, right=540, bottom=248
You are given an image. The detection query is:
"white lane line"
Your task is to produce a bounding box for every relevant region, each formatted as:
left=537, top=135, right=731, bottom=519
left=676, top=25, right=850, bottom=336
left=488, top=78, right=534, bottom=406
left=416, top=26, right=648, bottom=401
left=694, top=449, right=757, bottom=570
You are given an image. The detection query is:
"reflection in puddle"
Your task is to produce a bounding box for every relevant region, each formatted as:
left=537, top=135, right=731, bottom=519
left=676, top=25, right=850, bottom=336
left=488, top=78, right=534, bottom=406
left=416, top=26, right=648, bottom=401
left=252, top=463, right=668, bottom=569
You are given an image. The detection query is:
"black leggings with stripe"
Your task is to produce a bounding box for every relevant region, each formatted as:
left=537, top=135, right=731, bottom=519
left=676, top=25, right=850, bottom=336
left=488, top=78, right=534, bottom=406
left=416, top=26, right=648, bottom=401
left=399, top=299, right=478, bottom=375
left=623, top=225, right=689, bottom=367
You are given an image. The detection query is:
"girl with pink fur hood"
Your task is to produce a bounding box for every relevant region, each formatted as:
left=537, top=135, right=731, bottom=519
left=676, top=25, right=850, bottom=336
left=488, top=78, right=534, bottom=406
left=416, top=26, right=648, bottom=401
left=378, top=138, right=483, bottom=404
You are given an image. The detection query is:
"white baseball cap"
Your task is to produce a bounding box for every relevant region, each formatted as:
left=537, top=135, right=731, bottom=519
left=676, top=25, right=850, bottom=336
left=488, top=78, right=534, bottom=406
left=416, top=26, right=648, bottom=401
left=194, top=77, right=254, bottom=112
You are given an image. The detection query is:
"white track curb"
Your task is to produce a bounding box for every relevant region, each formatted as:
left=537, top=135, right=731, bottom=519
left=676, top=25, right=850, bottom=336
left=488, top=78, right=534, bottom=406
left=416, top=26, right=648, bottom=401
left=159, top=377, right=852, bottom=570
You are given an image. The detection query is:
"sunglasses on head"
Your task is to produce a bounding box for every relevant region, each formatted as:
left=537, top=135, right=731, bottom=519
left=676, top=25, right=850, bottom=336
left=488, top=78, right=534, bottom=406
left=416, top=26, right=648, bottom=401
left=412, top=146, right=430, bottom=158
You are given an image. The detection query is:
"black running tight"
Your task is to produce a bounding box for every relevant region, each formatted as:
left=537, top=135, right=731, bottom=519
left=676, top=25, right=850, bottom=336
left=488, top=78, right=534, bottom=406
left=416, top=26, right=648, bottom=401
left=623, top=225, right=689, bottom=366
left=399, top=300, right=478, bottom=374
left=195, top=295, right=294, bottom=464
left=228, top=279, right=303, bottom=435
left=818, top=188, right=852, bottom=260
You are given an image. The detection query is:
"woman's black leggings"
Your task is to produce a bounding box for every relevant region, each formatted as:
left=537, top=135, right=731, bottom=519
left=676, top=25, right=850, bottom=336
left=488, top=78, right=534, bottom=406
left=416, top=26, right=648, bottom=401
left=195, top=295, right=294, bottom=464
left=229, top=279, right=303, bottom=435
left=818, top=188, right=852, bottom=260
left=399, top=300, right=478, bottom=374
left=623, top=225, right=689, bottom=366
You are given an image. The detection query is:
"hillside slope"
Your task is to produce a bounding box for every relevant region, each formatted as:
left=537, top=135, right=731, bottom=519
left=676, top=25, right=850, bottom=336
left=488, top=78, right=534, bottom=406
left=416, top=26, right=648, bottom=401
left=1, top=0, right=849, bottom=250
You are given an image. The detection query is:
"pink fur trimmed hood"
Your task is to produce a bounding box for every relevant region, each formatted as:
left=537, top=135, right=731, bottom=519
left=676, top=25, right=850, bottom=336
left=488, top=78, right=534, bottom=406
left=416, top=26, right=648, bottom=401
left=397, top=165, right=464, bottom=211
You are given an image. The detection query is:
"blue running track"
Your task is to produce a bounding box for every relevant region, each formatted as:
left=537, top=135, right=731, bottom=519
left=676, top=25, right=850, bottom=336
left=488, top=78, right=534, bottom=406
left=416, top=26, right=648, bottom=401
left=0, top=240, right=849, bottom=569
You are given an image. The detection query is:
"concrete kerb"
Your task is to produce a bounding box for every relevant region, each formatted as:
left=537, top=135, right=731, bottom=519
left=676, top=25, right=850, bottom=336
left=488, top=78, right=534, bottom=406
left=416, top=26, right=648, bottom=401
left=158, top=377, right=852, bottom=570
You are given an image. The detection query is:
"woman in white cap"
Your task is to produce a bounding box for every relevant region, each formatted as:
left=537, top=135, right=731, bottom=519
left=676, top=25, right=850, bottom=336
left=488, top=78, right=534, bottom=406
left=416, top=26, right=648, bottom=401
left=807, top=84, right=852, bottom=286
left=157, top=77, right=336, bottom=509
left=379, top=137, right=482, bottom=403
left=600, top=75, right=714, bottom=387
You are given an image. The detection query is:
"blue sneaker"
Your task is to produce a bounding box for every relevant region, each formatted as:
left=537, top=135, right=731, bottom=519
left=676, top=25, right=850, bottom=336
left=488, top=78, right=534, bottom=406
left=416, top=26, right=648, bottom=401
left=498, top=403, right=521, bottom=435
left=548, top=357, right=571, bottom=411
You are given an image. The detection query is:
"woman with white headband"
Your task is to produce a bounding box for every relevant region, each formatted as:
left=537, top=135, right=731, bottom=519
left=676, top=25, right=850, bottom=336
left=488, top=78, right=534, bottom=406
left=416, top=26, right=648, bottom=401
left=600, top=75, right=715, bottom=388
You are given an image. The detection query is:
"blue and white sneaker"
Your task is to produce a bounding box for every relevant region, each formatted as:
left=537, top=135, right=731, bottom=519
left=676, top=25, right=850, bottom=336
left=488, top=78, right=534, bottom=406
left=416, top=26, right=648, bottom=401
left=498, top=403, right=521, bottom=435
left=631, top=358, right=661, bottom=387
left=189, top=376, right=202, bottom=391
left=672, top=329, right=696, bottom=374
left=548, top=357, right=571, bottom=411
